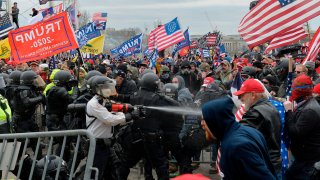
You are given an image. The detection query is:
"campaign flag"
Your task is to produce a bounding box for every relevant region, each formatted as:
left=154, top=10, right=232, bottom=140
left=265, top=26, right=308, bottom=53
left=8, top=12, right=79, bottom=63
left=172, top=29, right=190, bottom=56
left=148, top=17, right=185, bottom=52
left=0, top=13, right=14, bottom=39
left=179, top=46, right=189, bottom=57
left=202, top=49, right=210, bottom=58
left=143, top=47, right=151, bottom=57
left=110, top=34, right=142, bottom=57
left=92, top=12, right=107, bottom=30
left=39, top=0, right=62, bottom=5
left=149, top=49, right=158, bottom=68
left=0, top=38, right=11, bottom=59
left=81, top=35, right=105, bottom=55
left=76, top=22, right=101, bottom=48
left=238, top=0, right=320, bottom=49
left=29, top=4, right=63, bottom=24
left=302, top=27, right=320, bottom=65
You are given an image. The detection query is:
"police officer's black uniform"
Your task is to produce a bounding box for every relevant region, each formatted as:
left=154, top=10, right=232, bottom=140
left=118, top=73, right=172, bottom=180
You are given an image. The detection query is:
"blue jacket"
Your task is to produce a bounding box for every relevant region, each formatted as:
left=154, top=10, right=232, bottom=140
left=202, top=97, right=277, bottom=180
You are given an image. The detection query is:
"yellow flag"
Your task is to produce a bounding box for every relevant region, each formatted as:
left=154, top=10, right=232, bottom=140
left=0, top=38, right=11, bottom=59
left=81, top=35, right=105, bottom=55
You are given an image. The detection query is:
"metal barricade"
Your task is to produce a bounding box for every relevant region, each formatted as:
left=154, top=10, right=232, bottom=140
left=0, top=129, right=97, bottom=180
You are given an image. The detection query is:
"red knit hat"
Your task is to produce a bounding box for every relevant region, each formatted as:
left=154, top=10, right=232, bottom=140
left=172, top=174, right=210, bottom=180
left=291, top=74, right=313, bottom=101
left=313, top=84, right=320, bottom=95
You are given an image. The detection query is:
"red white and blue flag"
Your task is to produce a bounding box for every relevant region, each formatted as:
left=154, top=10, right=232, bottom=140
left=265, top=26, right=308, bottom=53
left=302, top=27, right=320, bottom=65
left=148, top=17, right=185, bottom=52
left=239, top=0, right=320, bottom=49
left=92, top=12, right=107, bottom=30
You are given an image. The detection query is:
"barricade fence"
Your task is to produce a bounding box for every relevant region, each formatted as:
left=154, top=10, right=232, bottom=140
left=0, top=130, right=97, bottom=180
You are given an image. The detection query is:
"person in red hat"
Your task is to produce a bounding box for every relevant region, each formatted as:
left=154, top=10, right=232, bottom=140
left=283, top=74, right=320, bottom=179
left=313, top=83, right=320, bottom=97
left=234, top=79, right=281, bottom=175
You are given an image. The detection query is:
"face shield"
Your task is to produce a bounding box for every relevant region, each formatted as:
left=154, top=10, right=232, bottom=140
left=97, top=79, right=117, bottom=98
left=33, top=75, right=46, bottom=88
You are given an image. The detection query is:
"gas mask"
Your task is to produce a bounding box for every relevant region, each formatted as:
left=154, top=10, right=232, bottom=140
left=97, top=80, right=117, bottom=98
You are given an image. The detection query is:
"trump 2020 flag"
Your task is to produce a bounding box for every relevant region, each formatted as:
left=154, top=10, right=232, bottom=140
left=149, top=49, right=158, bottom=68
left=110, top=34, right=142, bottom=57
left=172, top=29, right=190, bottom=56
left=76, top=22, right=101, bottom=48
left=148, top=17, right=185, bottom=52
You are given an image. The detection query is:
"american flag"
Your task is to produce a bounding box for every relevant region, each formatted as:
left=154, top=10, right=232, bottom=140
left=206, top=34, right=217, bottom=46
left=148, top=17, right=185, bottom=52
left=92, top=12, right=108, bottom=22
left=190, top=40, right=198, bottom=49
left=0, top=13, right=13, bottom=39
left=265, top=26, right=308, bottom=53
left=302, top=27, right=320, bottom=65
left=238, top=0, right=320, bottom=49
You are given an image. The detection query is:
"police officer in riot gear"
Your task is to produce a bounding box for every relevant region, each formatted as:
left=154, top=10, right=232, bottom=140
left=5, top=70, right=22, bottom=109
left=46, top=70, right=79, bottom=132
left=12, top=70, right=46, bottom=158
left=119, top=72, right=179, bottom=180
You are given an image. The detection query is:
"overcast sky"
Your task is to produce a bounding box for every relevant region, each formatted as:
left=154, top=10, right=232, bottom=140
left=18, top=0, right=320, bottom=35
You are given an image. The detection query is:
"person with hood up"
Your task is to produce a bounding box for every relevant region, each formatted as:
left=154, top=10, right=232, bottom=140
left=201, top=96, right=277, bottom=180
left=216, top=60, right=233, bottom=89
left=172, top=75, right=193, bottom=104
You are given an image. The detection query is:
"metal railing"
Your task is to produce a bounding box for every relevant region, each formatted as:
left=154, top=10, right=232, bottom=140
left=0, top=129, right=97, bottom=180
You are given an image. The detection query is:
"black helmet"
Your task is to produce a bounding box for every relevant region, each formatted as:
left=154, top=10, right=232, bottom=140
left=162, top=83, right=178, bottom=99
left=36, top=155, right=68, bottom=179
left=140, top=73, right=160, bottom=92
left=90, top=76, right=116, bottom=97
left=53, top=70, right=73, bottom=86
left=20, top=71, right=37, bottom=85
left=9, top=70, right=22, bottom=85
left=85, top=70, right=102, bottom=81
left=241, top=66, right=256, bottom=76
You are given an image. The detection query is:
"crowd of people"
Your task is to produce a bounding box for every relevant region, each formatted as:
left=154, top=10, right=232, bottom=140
left=0, top=48, right=319, bottom=180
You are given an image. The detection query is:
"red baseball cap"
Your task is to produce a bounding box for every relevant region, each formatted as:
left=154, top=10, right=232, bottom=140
left=173, top=174, right=210, bottom=180
left=233, top=78, right=264, bottom=96
left=202, top=77, right=215, bottom=87
left=313, top=84, right=320, bottom=95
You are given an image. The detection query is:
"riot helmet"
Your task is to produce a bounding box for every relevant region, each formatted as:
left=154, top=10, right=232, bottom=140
left=20, top=70, right=45, bottom=87
left=9, top=70, right=22, bottom=85
left=54, top=70, right=77, bottom=90
left=85, top=70, right=102, bottom=81
left=162, top=83, right=178, bottom=100
left=36, top=155, right=68, bottom=179
left=241, top=66, right=256, bottom=81
left=140, top=73, right=160, bottom=92
left=91, top=76, right=117, bottom=98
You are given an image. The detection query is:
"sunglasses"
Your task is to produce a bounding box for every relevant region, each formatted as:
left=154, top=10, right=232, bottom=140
left=262, top=81, right=269, bottom=84
left=241, top=74, right=250, bottom=80
left=295, top=71, right=304, bottom=74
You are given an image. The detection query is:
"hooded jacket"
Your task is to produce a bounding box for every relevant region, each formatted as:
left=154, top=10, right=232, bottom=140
left=175, top=75, right=193, bottom=105
left=202, top=97, right=276, bottom=180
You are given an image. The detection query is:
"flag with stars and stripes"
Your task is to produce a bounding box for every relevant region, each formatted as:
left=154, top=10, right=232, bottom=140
left=0, top=13, right=13, bottom=39
left=302, top=27, right=320, bottom=65
left=286, top=72, right=293, bottom=97
left=238, top=0, right=320, bottom=48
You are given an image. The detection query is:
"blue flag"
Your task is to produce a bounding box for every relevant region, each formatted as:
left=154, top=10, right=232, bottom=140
left=172, top=29, right=190, bottom=56
left=149, top=49, right=158, bottom=68
left=76, top=22, right=101, bottom=47
left=110, top=34, right=143, bottom=57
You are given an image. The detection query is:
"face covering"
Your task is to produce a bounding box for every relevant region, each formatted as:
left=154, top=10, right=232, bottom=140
left=161, top=73, right=170, bottom=80
left=181, top=69, right=190, bottom=75
left=172, top=83, right=179, bottom=89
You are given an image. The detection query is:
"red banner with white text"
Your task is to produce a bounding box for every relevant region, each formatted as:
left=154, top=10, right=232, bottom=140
left=8, top=12, right=79, bottom=63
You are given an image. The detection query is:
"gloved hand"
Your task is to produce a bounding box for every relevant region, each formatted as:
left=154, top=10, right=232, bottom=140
left=124, top=113, right=132, bottom=122
left=131, top=107, right=146, bottom=120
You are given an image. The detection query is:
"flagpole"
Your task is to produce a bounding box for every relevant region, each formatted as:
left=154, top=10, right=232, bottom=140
left=76, top=48, right=83, bottom=81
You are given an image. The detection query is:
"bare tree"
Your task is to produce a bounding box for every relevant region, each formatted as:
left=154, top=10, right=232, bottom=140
left=78, top=10, right=90, bottom=28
